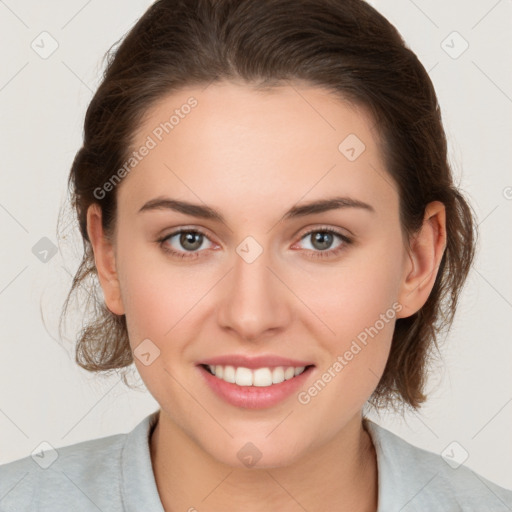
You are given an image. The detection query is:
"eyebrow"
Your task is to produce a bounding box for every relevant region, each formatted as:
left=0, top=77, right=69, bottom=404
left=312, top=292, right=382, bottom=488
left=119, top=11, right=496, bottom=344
left=138, top=195, right=375, bottom=223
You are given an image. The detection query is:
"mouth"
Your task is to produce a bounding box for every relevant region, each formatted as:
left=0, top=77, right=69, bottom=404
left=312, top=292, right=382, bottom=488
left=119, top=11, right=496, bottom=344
left=197, top=362, right=316, bottom=409
left=200, top=363, right=315, bottom=387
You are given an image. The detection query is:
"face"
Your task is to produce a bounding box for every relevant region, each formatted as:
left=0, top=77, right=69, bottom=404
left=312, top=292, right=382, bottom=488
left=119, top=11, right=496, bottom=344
left=96, top=81, right=415, bottom=468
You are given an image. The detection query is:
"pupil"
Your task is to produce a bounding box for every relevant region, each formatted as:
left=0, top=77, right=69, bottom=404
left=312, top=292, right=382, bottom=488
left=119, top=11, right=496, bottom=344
left=181, top=232, right=202, bottom=251
left=313, top=232, right=332, bottom=250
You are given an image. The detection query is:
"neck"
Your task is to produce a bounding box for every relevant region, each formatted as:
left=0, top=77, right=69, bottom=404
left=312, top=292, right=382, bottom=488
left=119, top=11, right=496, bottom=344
left=150, top=411, right=378, bottom=512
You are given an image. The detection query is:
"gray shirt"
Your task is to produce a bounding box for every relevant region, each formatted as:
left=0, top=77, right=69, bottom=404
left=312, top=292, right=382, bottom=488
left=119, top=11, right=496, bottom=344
left=1, top=410, right=511, bottom=511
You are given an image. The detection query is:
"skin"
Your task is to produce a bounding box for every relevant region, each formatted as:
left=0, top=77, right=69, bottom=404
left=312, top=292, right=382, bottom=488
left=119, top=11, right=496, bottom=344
left=87, top=80, right=446, bottom=512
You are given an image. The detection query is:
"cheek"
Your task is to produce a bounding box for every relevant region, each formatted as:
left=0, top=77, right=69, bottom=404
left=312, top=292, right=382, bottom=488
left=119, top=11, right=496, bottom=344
left=306, top=239, right=404, bottom=394
left=313, top=239, right=404, bottom=336
left=115, top=240, right=186, bottom=346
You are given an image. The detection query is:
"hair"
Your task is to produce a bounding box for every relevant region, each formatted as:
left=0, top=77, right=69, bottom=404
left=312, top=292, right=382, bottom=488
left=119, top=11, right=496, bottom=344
left=59, top=0, right=477, bottom=412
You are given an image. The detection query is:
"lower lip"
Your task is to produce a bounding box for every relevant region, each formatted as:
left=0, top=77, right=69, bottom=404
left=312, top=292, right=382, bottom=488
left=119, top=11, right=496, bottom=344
left=197, top=365, right=315, bottom=409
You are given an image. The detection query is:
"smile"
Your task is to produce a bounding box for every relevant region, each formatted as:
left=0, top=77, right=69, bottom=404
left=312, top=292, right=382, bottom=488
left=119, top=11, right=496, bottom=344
left=198, top=363, right=315, bottom=409
left=204, top=364, right=308, bottom=387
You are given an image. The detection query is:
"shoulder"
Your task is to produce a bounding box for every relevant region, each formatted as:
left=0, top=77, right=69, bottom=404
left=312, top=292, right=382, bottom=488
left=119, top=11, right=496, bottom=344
left=0, top=411, right=162, bottom=512
left=0, top=431, right=126, bottom=511
left=365, top=419, right=512, bottom=512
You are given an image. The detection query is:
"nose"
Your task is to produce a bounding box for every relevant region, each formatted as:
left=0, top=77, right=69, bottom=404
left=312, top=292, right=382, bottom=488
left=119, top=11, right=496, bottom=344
left=217, top=242, right=291, bottom=342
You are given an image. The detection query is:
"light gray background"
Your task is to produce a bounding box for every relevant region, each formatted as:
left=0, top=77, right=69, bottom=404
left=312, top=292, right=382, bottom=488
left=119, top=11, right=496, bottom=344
left=1, top=0, right=511, bottom=490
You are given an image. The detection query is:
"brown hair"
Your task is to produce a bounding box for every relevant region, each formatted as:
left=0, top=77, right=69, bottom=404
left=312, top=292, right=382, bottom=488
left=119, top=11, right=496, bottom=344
left=59, top=0, right=477, bottom=412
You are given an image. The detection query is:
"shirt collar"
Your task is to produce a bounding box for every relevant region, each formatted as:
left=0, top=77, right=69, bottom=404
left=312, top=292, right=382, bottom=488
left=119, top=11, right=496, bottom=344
left=121, top=412, right=389, bottom=511
left=121, top=409, right=164, bottom=511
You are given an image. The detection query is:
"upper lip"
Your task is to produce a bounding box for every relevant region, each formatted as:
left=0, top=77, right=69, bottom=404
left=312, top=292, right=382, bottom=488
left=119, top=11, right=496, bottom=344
left=198, top=354, right=315, bottom=369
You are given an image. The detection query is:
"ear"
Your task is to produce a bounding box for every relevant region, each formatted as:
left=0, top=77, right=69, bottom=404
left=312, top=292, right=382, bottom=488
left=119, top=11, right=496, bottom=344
left=396, top=201, right=447, bottom=319
left=86, top=203, right=125, bottom=316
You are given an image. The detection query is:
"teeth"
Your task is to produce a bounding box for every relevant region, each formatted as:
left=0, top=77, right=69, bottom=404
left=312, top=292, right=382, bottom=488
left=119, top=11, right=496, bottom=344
left=284, top=367, right=295, bottom=380
left=206, top=365, right=307, bottom=387
left=236, top=367, right=253, bottom=386
left=272, top=367, right=285, bottom=384
left=222, top=365, right=236, bottom=383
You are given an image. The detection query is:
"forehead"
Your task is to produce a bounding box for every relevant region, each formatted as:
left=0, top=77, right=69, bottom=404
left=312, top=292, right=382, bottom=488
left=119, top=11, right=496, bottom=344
left=120, top=81, right=398, bottom=219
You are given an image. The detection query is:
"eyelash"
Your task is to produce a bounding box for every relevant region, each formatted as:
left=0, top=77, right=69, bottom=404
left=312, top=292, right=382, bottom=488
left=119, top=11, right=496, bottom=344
left=157, top=226, right=353, bottom=261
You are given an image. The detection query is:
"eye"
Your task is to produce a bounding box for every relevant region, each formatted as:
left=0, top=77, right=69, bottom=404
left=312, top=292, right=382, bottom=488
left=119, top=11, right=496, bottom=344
left=157, top=226, right=353, bottom=261
left=294, top=227, right=353, bottom=259
left=158, top=229, right=215, bottom=260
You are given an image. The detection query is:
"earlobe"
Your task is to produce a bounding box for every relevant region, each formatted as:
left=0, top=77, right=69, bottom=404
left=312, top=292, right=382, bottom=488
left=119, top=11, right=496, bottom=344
left=396, top=201, right=447, bottom=319
left=86, top=204, right=125, bottom=316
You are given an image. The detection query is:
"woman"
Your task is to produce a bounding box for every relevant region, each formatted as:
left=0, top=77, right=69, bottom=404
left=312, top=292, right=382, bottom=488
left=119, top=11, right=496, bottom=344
left=1, top=0, right=511, bottom=510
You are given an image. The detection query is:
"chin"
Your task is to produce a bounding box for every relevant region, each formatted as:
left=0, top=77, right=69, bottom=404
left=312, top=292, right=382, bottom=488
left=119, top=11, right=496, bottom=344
left=203, top=436, right=304, bottom=470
